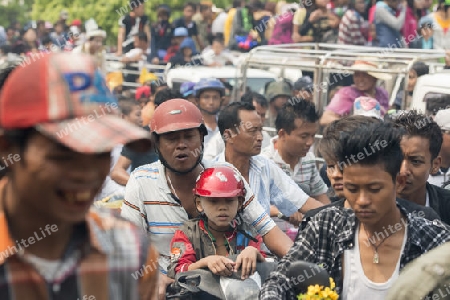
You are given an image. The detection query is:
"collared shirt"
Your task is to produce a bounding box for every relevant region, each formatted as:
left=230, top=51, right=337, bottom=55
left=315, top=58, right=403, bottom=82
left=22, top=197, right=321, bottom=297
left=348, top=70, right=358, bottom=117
left=259, top=205, right=450, bottom=300
left=121, top=159, right=275, bottom=274
left=204, top=124, right=219, bottom=149
left=261, top=136, right=328, bottom=197
left=214, top=152, right=310, bottom=216
left=0, top=204, right=158, bottom=300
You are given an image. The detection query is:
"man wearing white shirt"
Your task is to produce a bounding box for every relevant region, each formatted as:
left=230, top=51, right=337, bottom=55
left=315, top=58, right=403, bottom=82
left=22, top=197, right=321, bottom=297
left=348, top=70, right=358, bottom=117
left=214, top=102, right=324, bottom=224
left=428, top=108, right=450, bottom=188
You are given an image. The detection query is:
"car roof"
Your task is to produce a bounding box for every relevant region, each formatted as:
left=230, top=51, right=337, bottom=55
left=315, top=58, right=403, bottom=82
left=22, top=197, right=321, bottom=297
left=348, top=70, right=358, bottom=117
left=416, top=70, right=450, bottom=89
left=167, top=66, right=278, bottom=82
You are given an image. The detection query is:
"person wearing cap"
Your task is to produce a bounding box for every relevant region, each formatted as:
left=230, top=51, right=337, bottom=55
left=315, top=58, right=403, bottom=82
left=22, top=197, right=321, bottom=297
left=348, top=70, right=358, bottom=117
left=428, top=108, right=450, bottom=188
left=172, top=2, right=204, bottom=51
left=429, top=0, right=450, bottom=51
left=121, top=98, right=294, bottom=299
left=180, top=81, right=196, bottom=104
left=117, top=0, right=151, bottom=57
left=193, top=78, right=225, bottom=148
left=168, top=36, right=202, bottom=69
left=293, top=76, right=314, bottom=102
left=163, top=27, right=189, bottom=63
left=264, top=80, right=293, bottom=129
left=0, top=52, right=158, bottom=299
left=135, top=85, right=151, bottom=108
left=73, top=19, right=107, bottom=74
left=320, top=59, right=390, bottom=127
left=149, top=5, right=173, bottom=65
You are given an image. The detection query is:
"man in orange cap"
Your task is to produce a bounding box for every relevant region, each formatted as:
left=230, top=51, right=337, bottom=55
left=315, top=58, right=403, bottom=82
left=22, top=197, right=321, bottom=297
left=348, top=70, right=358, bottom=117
left=0, top=53, right=158, bottom=299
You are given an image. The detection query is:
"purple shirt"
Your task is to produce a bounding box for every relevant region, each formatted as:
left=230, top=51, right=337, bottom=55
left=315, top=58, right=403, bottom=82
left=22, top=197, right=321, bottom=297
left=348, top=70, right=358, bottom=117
left=326, top=86, right=389, bottom=116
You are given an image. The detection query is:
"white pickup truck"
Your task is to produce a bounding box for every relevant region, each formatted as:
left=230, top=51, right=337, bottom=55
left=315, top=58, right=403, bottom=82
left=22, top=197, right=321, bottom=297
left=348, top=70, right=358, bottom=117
left=410, top=69, right=450, bottom=114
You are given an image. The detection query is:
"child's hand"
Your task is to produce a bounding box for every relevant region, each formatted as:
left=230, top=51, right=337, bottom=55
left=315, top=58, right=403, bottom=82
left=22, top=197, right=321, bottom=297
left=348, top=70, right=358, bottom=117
left=234, top=246, right=265, bottom=279
left=205, top=255, right=235, bottom=277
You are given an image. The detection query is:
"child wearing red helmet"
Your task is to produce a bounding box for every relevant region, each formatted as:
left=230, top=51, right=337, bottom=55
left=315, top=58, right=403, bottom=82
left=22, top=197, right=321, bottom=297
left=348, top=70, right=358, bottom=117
left=168, top=165, right=266, bottom=280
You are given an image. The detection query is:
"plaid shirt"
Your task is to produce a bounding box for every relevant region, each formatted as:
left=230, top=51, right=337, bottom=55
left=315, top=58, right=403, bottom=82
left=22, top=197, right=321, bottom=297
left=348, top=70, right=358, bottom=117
left=259, top=205, right=450, bottom=300
left=0, top=200, right=158, bottom=300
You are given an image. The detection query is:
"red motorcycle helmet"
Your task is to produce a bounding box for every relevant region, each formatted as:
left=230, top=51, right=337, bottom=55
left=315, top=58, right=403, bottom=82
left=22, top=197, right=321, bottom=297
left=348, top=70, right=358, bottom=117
left=194, top=165, right=246, bottom=198
left=150, top=98, right=207, bottom=135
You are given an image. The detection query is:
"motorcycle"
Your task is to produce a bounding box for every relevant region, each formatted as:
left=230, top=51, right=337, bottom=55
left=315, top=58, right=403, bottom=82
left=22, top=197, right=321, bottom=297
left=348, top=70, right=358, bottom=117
left=166, top=258, right=331, bottom=300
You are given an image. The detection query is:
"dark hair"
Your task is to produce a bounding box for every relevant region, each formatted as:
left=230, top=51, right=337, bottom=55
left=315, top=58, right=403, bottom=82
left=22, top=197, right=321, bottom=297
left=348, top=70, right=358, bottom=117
left=411, top=61, right=429, bottom=77
left=275, top=99, right=320, bottom=133
left=391, top=110, right=443, bottom=160
left=184, top=2, right=197, bottom=10
left=212, top=36, right=225, bottom=45
left=0, top=45, right=12, bottom=55
left=41, top=34, right=53, bottom=46
left=240, top=91, right=268, bottom=108
left=336, top=122, right=404, bottom=181
left=150, top=80, right=167, bottom=94
left=154, top=88, right=183, bottom=107
left=118, top=97, right=140, bottom=116
left=200, top=4, right=212, bottom=12
left=135, top=32, right=148, bottom=43
left=233, top=0, right=243, bottom=8
left=319, top=116, right=383, bottom=162
left=218, top=102, right=255, bottom=137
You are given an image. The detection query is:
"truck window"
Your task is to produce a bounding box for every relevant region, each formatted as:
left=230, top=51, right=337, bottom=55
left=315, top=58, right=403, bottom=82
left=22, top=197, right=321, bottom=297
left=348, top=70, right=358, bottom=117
left=424, top=92, right=450, bottom=115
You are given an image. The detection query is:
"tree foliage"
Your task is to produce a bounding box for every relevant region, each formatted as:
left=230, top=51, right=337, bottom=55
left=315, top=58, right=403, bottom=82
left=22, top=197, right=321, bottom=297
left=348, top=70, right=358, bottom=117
left=31, top=0, right=234, bottom=45
left=0, top=0, right=34, bottom=28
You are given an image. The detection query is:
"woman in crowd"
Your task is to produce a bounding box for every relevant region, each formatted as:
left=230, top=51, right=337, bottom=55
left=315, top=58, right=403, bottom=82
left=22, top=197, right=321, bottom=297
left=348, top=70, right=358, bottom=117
left=338, top=0, right=369, bottom=45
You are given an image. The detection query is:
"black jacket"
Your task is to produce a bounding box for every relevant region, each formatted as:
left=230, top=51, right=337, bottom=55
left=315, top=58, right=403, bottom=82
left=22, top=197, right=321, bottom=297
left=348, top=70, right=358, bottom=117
left=301, top=197, right=441, bottom=231
left=426, top=182, right=450, bottom=225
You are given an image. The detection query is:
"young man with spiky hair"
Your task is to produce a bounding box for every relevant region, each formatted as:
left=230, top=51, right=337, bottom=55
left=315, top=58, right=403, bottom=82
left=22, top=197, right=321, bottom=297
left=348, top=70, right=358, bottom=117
left=260, top=122, right=450, bottom=300
left=391, top=110, right=450, bottom=224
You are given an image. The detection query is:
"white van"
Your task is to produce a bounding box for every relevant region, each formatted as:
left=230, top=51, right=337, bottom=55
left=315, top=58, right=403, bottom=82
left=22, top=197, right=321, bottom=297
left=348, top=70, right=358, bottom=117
left=410, top=70, right=450, bottom=114
left=165, top=66, right=278, bottom=95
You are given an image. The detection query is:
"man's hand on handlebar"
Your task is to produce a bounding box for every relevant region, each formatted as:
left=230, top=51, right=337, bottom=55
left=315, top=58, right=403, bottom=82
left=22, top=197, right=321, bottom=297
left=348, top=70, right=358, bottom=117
left=234, top=246, right=265, bottom=280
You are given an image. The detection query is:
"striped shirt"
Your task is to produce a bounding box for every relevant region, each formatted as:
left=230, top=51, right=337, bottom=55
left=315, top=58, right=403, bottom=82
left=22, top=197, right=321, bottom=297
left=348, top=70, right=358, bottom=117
left=121, top=159, right=275, bottom=274
left=214, top=152, right=310, bottom=216
left=0, top=205, right=158, bottom=300
left=338, top=9, right=368, bottom=45
left=261, top=136, right=328, bottom=198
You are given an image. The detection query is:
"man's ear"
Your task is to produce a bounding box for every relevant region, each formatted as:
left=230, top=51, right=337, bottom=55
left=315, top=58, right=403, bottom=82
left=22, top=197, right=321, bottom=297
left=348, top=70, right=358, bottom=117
left=430, top=156, right=442, bottom=175
left=223, top=129, right=234, bottom=144
left=278, top=128, right=286, bottom=139
left=395, top=173, right=407, bottom=195
left=195, top=196, right=204, bottom=213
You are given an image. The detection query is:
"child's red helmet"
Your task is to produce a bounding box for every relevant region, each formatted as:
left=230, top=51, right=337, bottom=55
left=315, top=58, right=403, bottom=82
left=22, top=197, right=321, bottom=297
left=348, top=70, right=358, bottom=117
left=193, top=165, right=246, bottom=198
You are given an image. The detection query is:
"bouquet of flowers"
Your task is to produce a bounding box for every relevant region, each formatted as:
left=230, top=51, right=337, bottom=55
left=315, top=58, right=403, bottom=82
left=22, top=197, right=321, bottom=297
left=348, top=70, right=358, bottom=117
left=297, top=278, right=339, bottom=300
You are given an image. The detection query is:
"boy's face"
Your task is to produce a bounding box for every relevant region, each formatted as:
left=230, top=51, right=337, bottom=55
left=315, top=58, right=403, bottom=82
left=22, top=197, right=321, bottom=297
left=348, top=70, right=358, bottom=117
left=407, top=70, right=418, bottom=92
left=124, top=105, right=143, bottom=127
left=212, top=41, right=224, bottom=56
left=398, top=136, right=440, bottom=198
left=196, top=196, right=241, bottom=229
left=6, top=132, right=110, bottom=224
left=196, top=90, right=222, bottom=115
left=279, top=119, right=318, bottom=158
left=325, top=159, right=345, bottom=198
left=344, top=164, right=401, bottom=227
left=184, top=6, right=195, bottom=19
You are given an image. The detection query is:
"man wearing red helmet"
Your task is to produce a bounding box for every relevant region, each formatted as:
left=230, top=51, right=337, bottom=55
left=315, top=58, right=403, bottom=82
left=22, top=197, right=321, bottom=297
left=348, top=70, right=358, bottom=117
left=121, top=98, right=293, bottom=299
left=168, top=165, right=265, bottom=281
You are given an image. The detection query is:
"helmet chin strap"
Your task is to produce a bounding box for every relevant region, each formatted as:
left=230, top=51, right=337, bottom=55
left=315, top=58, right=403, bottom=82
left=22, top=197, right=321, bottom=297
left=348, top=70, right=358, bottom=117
left=156, top=144, right=204, bottom=175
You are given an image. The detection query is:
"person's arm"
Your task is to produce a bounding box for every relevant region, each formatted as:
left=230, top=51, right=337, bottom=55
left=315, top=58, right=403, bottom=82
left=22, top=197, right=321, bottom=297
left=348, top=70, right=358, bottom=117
left=167, top=230, right=199, bottom=278
left=111, top=155, right=132, bottom=185
left=117, top=18, right=126, bottom=55
left=259, top=217, right=321, bottom=299
left=292, top=9, right=315, bottom=43
left=121, top=49, right=144, bottom=63
left=139, top=242, right=159, bottom=300
left=375, top=2, right=406, bottom=31
left=315, top=193, right=331, bottom=205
